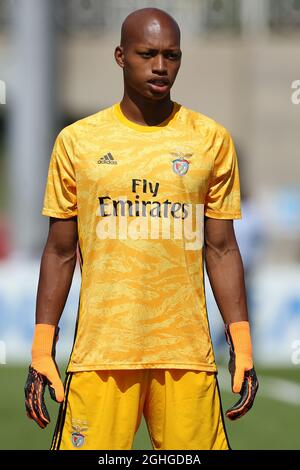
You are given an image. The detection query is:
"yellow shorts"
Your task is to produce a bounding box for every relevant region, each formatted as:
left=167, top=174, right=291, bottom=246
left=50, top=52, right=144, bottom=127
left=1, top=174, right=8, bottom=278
left=51, top=369, right=230, bottom=450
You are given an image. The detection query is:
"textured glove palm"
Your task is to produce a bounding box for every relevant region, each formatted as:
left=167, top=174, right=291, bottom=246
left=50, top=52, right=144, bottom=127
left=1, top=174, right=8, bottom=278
left=225, top=321, right=259, bottom=421
left=24, top=324, right=64, bottom=429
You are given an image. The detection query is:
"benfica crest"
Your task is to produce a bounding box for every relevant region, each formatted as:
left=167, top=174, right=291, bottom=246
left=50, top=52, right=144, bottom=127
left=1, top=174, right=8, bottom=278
left=171, top=152, right=193, bottom=176
left=71, top=432, right=85, bottom=448
left=71, top=419, right=88, bottom=448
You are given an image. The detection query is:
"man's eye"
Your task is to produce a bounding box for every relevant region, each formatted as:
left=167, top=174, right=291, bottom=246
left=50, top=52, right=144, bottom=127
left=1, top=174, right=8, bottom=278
left=139, top=52, right=152, bottom=58
left=167, top=53, right=180, bottom=60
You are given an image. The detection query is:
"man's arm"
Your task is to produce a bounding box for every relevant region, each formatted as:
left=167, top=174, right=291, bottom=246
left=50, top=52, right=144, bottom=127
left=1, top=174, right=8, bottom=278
left=204, top=217, right=248, bottom=324
left=204, top=216, right=258, bottom=420
left=36, top=216, right=78, bottom=325
left=25, top=216, right=78, bottom=429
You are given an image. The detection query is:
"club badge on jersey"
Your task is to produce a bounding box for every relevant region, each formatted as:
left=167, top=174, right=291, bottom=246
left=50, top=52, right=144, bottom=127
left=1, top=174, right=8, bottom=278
left=171, top=152, right=193, bottom=176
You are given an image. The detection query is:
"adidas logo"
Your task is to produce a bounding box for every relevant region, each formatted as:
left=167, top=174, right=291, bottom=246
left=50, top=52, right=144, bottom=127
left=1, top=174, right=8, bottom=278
left=97, top=152, right=118, bottom=164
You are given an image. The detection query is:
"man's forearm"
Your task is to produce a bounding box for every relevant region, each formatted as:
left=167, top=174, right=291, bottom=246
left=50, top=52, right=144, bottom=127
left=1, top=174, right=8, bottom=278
left=204, top=241, right=248, bottom=324
left=35, top=247, right=77, bottom=325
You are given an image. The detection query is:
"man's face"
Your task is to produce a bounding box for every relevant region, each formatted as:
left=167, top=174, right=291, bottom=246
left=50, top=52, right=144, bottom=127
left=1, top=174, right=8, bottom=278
left=116, top=20, right=182, bottom=100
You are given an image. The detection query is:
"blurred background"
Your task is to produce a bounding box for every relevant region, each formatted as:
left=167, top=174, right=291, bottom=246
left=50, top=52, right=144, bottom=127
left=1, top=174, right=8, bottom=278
left=0, top=0, right=300, bottom=450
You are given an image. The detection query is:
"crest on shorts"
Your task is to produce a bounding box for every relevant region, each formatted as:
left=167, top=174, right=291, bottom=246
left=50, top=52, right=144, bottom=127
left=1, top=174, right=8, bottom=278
left=71, top=419, right=88, bottom=448
left=71, top=432, right=85, bottom=448
left=171, top=151, right=193, bottom=176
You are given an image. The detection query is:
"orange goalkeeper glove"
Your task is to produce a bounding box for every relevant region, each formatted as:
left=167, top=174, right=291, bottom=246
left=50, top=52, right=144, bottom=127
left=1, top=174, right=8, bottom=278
left=24, top=324, right=65, bottom=429
left=224, top=321, right=258, bottom=421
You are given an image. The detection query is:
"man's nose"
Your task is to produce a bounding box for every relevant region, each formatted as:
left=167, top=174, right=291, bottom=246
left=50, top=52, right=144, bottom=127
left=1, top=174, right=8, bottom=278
left=152, top=54, right=167, bottom=74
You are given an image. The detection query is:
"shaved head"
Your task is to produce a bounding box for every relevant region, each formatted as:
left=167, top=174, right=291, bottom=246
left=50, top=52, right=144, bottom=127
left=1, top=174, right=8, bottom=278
left=120, top=8, right=180, bottom=48
left=115, top=7, right=182, bottom=107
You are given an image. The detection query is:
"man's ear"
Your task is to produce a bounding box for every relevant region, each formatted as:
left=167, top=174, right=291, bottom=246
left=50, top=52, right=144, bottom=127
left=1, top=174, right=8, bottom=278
left=114, top=45, right=125, bottom=68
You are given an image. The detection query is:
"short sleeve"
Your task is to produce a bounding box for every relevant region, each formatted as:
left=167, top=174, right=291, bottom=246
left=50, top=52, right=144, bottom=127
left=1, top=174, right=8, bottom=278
left=204, top=127, right=242, bottom=219
left=42, top=130, right=77, bottom=218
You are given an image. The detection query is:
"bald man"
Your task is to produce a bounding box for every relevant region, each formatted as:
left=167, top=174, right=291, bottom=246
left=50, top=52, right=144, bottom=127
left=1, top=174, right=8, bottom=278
left=25, top=7, right=258, bottom=450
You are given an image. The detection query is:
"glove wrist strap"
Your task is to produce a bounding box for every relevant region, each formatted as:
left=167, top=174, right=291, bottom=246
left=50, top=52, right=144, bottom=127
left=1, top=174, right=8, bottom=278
left=31, top=323, right=57, bottom=361
left=228, top=320, right=253, bottom=358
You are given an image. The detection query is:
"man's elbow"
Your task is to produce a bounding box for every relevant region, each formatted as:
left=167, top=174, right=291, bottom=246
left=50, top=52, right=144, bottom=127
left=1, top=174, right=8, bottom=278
left=204, top=237, right=240, bottom=259
left=43, top=239, right=78, bottom=262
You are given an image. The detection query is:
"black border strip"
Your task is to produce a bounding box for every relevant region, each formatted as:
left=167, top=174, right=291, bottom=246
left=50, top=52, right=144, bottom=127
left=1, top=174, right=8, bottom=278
left=50, top=372, right=73, bottom=450
left=216, top=375, right=232, bottom=450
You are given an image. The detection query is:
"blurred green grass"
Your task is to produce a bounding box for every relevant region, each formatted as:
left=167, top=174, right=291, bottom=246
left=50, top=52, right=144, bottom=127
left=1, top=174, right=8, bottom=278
left=0, top=365, right=299, bottom=450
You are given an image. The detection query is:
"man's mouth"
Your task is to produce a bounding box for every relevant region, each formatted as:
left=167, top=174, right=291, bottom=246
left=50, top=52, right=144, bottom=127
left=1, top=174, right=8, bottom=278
left=148, top=79, right=170, bottom=93
left=148, top=78, right=170, bottom=86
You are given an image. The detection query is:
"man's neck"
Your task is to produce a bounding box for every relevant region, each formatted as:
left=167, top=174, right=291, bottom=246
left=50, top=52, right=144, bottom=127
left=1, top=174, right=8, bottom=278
left=120, top=89, right=174, bottom=126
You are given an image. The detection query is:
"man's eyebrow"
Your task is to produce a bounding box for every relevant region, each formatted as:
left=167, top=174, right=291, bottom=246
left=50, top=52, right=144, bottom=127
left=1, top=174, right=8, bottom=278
left=135, top=45, right=181, bottom=51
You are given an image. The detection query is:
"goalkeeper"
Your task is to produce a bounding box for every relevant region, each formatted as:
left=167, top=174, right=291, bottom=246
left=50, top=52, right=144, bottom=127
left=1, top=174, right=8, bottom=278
left=25, top=7, right=258, bottom=449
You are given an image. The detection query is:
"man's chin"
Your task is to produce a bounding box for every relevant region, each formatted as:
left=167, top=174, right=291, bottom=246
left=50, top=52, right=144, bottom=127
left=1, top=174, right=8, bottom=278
left=144, top=89, right=171, bottom=101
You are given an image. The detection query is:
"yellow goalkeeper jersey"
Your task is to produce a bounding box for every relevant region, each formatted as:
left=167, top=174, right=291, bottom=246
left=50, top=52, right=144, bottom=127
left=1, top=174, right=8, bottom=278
left=42, top=101, right=242, bottom=372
